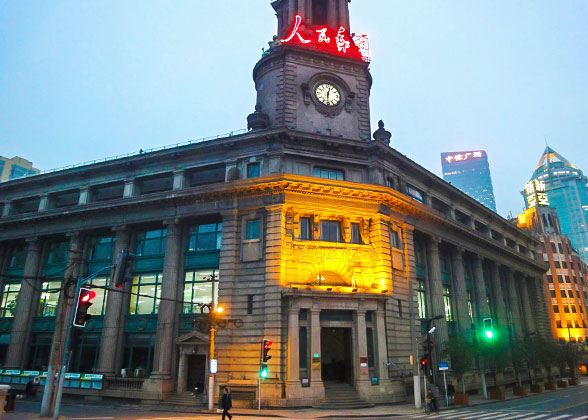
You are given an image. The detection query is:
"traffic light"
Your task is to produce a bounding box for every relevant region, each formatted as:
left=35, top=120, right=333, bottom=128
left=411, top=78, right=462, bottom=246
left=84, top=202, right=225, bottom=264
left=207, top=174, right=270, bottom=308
left=262, top=339, right=272, bottom=362
left=113, top=249, right=135, bottom=288
left=483, top=318, right=494, bottom=339
left=260, top=364, right=269, bottom=378
left=420, top=356, right=429, bottom=368
left=73, top=288, right=96, bottom=327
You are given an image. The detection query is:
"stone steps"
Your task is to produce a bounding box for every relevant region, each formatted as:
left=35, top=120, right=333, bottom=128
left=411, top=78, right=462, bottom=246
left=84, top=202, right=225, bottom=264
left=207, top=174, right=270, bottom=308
left=161, top=392, right=204, bottom=408
left=313, top=382, right=374, bottom=409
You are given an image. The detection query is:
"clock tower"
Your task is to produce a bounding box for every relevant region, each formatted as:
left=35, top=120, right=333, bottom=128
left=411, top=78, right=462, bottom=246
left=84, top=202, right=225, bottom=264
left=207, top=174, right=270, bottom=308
left=253, top=0, right=372, bottom=141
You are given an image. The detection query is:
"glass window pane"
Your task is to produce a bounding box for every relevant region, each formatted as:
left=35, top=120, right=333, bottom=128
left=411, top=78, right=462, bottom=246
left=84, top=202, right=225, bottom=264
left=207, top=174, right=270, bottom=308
left=247, top=220, right=260, bottom=240
left=198, top=224, right=216, bottom=234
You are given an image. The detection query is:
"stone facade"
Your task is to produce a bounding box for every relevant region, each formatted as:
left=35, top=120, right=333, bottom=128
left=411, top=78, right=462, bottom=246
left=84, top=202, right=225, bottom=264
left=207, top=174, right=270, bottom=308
left=0, top=0, right=549, bottom=408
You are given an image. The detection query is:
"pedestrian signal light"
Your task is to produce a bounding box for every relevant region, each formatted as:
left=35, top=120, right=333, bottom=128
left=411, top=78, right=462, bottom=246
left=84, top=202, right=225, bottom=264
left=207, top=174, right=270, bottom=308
left=483, top=318, right=494, bottom=339
left=262, top=339, right=272, bottom=362
left=260, top=364, right=269, bottom=378
left=73, top=288, right=96, bottom=327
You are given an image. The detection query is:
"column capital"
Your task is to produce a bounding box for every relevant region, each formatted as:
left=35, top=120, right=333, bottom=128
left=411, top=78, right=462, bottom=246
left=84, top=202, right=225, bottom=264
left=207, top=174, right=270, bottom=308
left=111, top=225, right=128, bottom=233
left=25, top=237, right=39, bottom=245
left=163, top=218, right=182, bottom=227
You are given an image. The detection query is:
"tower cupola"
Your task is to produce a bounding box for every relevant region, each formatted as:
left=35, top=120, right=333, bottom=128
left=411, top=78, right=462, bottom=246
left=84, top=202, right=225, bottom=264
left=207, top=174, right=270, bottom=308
left=271, top=0, right=351, bottom=39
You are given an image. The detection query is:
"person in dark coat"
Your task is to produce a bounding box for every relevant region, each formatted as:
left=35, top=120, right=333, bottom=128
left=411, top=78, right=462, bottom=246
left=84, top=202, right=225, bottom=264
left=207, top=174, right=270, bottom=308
left=221, top=387, right=233, bottom=420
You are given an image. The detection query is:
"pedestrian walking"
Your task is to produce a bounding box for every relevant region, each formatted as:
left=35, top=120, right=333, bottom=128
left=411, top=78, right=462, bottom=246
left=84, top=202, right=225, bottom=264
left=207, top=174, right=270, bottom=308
left=221, top=387, right=233, bottom=420
left=447, top=382, right=455, bottom=405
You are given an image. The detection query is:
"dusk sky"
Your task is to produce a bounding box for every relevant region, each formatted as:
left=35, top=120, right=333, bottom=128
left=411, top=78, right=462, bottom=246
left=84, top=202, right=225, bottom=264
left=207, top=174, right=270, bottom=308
left=1, top=1, right=587, bottom=218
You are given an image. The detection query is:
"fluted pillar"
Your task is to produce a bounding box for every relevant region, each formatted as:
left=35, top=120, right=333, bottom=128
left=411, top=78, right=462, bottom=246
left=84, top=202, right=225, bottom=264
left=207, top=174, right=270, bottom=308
left=427, top=237, right=447, bottom=342
left=490, top=262, right=508, bottom=329
left=48, top=233, right=85, bottom=369
left=338, top=0, right=349, bottom=30
left=472, top=255, right=490, bottom=325
left=375, top=306, right=389, bottom=381
left=505, top=269, right=524, bottom=338
left=355, top=308, right=371, bottom=399
left=5, top=238, right=42, bottom=368
left=151, top=221, right=183, bottom=379
left=97, top=227, right=131, bottom=375
left=287, top=308, right=300, bottom=383
left=519, top=276, right=536, bottom=335
left=309, top=308, right=324, bottom=398
left=452, top=247, right=471, bottom=332
left=327, top=0, right=337, bottom=28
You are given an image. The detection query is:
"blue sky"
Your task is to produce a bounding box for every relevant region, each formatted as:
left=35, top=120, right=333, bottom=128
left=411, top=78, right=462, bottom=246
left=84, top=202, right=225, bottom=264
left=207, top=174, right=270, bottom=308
left=1, top=1, right=587, bottom=218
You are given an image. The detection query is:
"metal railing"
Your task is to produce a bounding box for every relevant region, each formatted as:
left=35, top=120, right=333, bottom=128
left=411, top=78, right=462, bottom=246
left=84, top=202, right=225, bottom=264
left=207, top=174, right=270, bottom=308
left=23, top=128, right=248, bottom=178
left=105, top=378, right=144, bottom=391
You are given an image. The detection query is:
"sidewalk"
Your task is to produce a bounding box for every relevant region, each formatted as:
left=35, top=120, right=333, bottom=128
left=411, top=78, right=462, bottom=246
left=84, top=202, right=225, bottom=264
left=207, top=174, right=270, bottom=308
left=4, top=378, right=587, bottom=419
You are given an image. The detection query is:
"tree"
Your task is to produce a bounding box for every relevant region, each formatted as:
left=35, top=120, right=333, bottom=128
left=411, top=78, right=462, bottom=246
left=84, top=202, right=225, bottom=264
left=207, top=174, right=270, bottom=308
left=441, top=335, right=475, bottom=394
left=560, top=342, right=582, bottom=381
left=535, top=337, right=559, bottom=382
left=475, top=327, right=511, bottom=387
left=510, top=339, right=528, bottom=388
left=523, top=336, right=541, bottom=384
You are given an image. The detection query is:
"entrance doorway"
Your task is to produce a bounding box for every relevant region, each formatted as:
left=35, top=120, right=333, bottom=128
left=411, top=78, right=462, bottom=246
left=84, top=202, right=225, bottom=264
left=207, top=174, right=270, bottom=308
left=187, top=354, right=206, bottom=394
left=321, top=328, right=353, bottom=383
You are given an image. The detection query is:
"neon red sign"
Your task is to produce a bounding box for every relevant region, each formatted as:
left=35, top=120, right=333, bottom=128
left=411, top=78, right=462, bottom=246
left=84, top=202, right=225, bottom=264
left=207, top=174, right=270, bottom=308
left=443, top=151, right=484, bottom=164
left=280, top=15, right=370, bottom=62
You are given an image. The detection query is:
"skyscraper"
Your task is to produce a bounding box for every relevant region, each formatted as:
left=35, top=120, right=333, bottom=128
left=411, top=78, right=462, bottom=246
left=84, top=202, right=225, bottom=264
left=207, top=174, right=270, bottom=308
left=528, top=147, right=588, bottom=263
left=0, top=156, right=39, bottom=181
left=441, top=150, right=497, bottom=212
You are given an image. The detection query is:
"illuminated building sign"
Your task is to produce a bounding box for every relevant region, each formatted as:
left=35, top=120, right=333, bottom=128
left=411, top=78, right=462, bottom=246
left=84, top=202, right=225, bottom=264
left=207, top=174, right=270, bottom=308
left=280, top=15, right=370, bottom=62
left=525, top=179, right=549, bottom=208
left=443, top=151, right=484, bottom=164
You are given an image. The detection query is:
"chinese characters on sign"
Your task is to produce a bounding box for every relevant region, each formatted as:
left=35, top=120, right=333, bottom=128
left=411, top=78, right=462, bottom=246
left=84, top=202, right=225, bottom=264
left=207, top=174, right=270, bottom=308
left=444, top=151, right=484, bottom=164
left=525, top=180, right=549, bottom=208
left=280, top=15, right=371, bottom=62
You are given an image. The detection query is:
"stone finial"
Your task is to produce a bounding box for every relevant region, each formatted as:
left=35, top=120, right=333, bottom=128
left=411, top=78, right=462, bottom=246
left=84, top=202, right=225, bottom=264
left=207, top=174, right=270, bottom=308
left=247, top=104, right=270, bottom=131
left=372, top=120, right=392, bottom=144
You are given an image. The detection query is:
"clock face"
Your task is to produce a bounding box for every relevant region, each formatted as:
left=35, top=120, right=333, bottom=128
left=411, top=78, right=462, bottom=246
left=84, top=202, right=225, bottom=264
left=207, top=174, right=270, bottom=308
left=315, top=83, right=341, bottom=107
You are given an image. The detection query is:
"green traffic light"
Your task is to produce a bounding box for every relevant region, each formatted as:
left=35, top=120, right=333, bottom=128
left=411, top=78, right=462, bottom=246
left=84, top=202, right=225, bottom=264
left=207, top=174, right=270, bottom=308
left=485, top=330, right=494, bottom=339
left=260, top=366, right=269, bottom=378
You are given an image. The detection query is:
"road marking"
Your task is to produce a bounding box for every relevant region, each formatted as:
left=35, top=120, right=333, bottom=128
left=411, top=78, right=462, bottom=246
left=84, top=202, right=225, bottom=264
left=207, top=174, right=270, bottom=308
left=551, top=399, right=588, bottom=413
left=427, top=410, right=475, bottom=418
left=569, top=417, right=588, bottom=420
left=549, top=415, right=575, bottom=420
left=522, top=415, right=551, bottom=420
left=463, top=412, right=514, bottom=419
left=512, top=398, right=555, bottom=408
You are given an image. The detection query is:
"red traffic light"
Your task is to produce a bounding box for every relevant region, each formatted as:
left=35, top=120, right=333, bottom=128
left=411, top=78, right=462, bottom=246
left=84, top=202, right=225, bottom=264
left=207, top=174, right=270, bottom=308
left=420, top=357, right=429, bottom=367
left=81, top=290, right=96, bottom=303
left=263, top=341, right=272, bottom=349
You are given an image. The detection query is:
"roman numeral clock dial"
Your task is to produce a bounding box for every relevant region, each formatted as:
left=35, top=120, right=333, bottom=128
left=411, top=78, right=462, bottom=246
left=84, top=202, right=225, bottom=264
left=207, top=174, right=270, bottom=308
left=315, top=83, right=341, bottom=107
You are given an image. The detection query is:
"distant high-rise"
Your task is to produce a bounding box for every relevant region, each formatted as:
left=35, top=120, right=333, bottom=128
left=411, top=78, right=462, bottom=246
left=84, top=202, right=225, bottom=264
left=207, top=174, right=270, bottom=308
left=0, top=156, right=39, bottom=181
left=528, top=147, right=588, bottom=263
left=441, top=150, right=497, bottom=212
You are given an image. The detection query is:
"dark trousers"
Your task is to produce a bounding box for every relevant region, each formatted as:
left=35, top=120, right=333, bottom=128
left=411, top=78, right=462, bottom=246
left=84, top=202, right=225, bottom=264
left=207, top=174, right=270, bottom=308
left=222, top=408, right=232, bottom=420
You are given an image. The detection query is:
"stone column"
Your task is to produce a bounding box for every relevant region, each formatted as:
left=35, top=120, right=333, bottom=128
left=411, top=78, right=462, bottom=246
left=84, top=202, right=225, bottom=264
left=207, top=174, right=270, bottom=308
left=5, top=238, right=42, bottom=368
left=375, top=305, right=389, bottom=381
left=426, top=237, right=447, bottom=342
left=97, top=227, right=131, bottom=375
left=472, top=255, right=490, bottom=325
left=177, top=350, right=188, bottom=393
left=338, top=0, right=349, bottom=29
left=287, top=308, right=300, bottom=383
left=519, top=276, right=536, bottom=334
left=490, top=262, right=508, bottom=329
left=327, top=0, right=337, bottom=28
left=452, top=247, right=471, bottom=332
left=47, top=233, right=85, bottom=374
left=505, top=269, right=524, bottom=338
left=298, top=0, right=306, bottom=22
left=309, top=308, right=324, bottom=398
left=355, top=309, right=370, bottom=398
left=151, top=221, right=183, bottom=379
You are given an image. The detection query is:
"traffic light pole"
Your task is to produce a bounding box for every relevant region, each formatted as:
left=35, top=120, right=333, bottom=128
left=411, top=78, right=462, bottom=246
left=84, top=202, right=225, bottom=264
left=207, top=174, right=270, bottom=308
left=208, top=325, right=216, bottom=411
left=41, top=265, right=112, bottom=419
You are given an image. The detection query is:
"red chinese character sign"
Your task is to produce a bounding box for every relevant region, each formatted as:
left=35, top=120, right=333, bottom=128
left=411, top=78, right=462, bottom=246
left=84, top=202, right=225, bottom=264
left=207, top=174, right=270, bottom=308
left=280, top=15, right=371, bottom=62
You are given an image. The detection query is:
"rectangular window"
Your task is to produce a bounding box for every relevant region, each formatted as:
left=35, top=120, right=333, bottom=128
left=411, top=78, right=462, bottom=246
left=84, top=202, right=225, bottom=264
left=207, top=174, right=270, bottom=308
left=565, top=276, right=571, bottom=283
left=9, top=246, right=27, bottom=268
left=547, top=275, right=553, bottom=283
left=558, top=275, right=563, bottom=283
left=571, top=306, right=577, bottom=313
left=299, top=217, right=310, bottom=240
left=554, top=261, right=561, bottom=268
left=246, top=219, right=260, bottom=240
left=188, top=223, right=222, bottom=252
left=0, top=283, right=21, bottom=317
left=129, top=273, right=163, bottom=315
left=247, top=295, right=253, bottom=315
left=564, top=306, right=570, bottom=313
left=46, top=242, right=68, bottom=265
left=87, top=276, right=109, bottom=316
left=312, top=167, right=344, bottom=181
left=551, top=242, right=557, bottom=253
left=397, top=299, right=403, bottom=318
left=567, top=290, right=574, bottom=298
left=136, top=229, right=167, bottom=256
left=561, top=290, right=567, bottom=298
left=350, top=223, right=362, bottom=244
left=556, top=321, right=562, bottom=328
left=299, top=327, right=308, bottom=371
left=558, top=243, right=564, bottom=254
left=562, top=261, right=568, bottom=269
left=89, top=237, right=114, bottom=261
left=37, top=281, right=62, bottom=316
left=443, top=286, right=453, bottom=321
left=552, top=305, right=559, bottom=313
left=417, top=280, right=427, bottom=319
left=390, top=229, right=402, bottom=249
left=182, top=270, right=219, bottom=314
left=550, top=290, right=556, bottom=298
left=406, top=185, right=425, bottom=203
left=320, top=221, right=341, bottom=242
left=247, top=162, right=260, bottom=178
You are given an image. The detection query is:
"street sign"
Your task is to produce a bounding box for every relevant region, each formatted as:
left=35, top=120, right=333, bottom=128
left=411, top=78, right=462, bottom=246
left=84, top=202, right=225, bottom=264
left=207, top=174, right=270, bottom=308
left=210, top=358, right=218, bottom=374
left=438, top=362, right=449, bottom=371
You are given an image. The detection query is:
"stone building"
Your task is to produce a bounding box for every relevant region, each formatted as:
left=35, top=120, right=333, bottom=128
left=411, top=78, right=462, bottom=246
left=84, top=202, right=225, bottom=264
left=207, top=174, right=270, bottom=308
left=0, top=0, right=549, bottom=408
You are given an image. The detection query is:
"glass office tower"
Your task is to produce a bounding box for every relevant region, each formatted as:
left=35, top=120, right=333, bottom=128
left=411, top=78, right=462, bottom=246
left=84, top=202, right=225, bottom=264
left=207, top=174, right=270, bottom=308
left=528, top=147, right=588, bottom=263
left=441, top=150, right=497, bottom=212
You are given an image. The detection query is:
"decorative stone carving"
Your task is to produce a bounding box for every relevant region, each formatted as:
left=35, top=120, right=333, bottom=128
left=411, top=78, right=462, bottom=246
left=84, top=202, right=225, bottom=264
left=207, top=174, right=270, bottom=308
left=247, top=104, right=270, bottom=131
left=372, top=120, right=392, bottom=144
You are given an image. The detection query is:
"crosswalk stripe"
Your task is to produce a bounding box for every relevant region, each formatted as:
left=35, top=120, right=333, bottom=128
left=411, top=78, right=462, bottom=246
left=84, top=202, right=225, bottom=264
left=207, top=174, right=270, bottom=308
left=463, top=412, right=513, bottom=419
left=522, top=415, right=551, bottom=420
left=426, top=410, right=474, bottom=418
left=549, top=416, right=574, bottom=420
left=569, top=416, right=588, bottom=420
